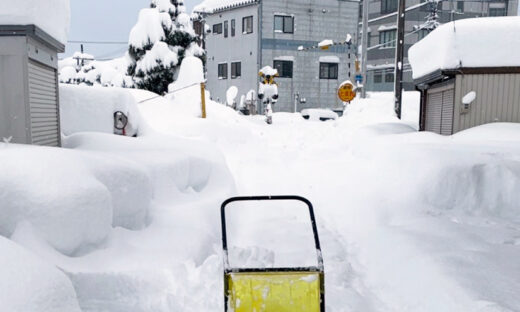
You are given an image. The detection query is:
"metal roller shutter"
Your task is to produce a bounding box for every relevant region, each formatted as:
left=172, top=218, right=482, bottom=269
left=426, top=91, right=442, bottom=133
left=440, top=88, right=454, bottom=135
left=28, top=61, right=60, bottom=146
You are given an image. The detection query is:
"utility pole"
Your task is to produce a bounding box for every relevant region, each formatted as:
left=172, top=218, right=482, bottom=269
left=361, top=0, right=369, bottom=98
left=394, top=0, right=406, bottom=119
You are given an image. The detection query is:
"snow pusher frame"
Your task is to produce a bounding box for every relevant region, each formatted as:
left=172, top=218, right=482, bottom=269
left=221, top=195, right=325, bottom=312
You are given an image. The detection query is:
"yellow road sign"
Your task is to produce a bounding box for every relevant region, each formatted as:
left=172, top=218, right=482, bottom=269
left=337, top=81, right=356, bottom=102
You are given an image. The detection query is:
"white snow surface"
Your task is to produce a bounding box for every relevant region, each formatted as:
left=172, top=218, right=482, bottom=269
left=0, top=236, right=81, bottom=311
left=409, top=16, right=520, bottom=79
left=318, top=39, right=334, bottom=48
left=0, top=0, right=70, bottom=44
left=1, top=81, right=520, bottom=312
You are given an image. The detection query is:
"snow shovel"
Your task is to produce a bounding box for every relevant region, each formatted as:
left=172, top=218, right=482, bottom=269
left=221, top=196, right=325, bottom=312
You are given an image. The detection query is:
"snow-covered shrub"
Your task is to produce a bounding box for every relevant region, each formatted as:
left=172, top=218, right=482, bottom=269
left=59, top=55, right=134, bottom=88
left=127, top=0, right=204, bottom=94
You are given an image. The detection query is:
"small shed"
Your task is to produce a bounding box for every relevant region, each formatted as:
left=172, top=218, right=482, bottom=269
left=0, top=25, right=64, bottom=146
left=409, top=17, right=520, bottom=135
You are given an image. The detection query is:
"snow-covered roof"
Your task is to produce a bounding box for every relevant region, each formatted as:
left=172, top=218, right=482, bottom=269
left=409, top=17, right=520, bottom=80
left=193, top=0, right=258, bottom=14
left=0, top=0, right=70, bottom=44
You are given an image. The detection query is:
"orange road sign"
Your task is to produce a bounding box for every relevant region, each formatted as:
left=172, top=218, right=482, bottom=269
left=338, top=81, right=356, bottom=102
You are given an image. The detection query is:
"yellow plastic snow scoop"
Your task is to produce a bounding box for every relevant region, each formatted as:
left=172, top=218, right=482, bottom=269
left=221, top=196, right=325, bottom=312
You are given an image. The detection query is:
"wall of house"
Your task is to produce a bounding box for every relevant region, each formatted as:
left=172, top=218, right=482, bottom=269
left=205, top=4, right=260, bottom=107
left=454, top=73, right=520, bottom=132
left=0, top=37, right=30, bottom=144
left=261, top=0, right=359, bottom=112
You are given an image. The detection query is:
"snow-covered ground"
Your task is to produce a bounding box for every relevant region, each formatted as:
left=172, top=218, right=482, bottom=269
left=1, top=85, right=519, bottom=311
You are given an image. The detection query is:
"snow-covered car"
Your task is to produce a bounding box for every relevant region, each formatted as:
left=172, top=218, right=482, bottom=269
left=301, top=108, right=339, bottom=121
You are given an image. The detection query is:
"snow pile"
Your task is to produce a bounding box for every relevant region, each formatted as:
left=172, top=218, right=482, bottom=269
left=193, top=0, right=257, bottom=13
left=226, top=86, right=239, bottom=106
left=260, top=66, right=278, bottom=76
left=318, top=39, right=334, bottom=48
left=129, top=9, right=173, bottom=49
left=409, top=16, right=520, bottom=79
left=301, top=108, right=338, bottom=121
left=0, top=145, right=113, bottom=255
left=0, top=0, right=70, bottom=44
left=59, top=84, right=141, bottom=136
left=0, top=236, right=81, bottom=311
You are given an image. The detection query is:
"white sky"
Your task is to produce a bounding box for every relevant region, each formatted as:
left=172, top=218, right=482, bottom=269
left=62, top=0, right=197, bottom=59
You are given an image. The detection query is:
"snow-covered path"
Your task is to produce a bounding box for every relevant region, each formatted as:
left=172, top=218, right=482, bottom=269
left=210, top=111, right=520, bottom=312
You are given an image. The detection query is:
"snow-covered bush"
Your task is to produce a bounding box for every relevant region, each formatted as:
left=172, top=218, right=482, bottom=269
left=59, top=55, right=134, bottom=88
left=127, top=0, right=204, bottom=95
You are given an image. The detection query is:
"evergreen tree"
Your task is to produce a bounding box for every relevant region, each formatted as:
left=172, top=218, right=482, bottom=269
left=127, top=0, right=204, bottom=95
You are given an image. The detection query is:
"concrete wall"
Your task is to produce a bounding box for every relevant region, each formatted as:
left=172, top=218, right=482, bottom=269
left=454, top=73, right=520, bottom=132
left=261, top=0, right=360, bottom=112
left=0, top=37, right=30, bottom=144
left=205, top=4, right=260, bottom=106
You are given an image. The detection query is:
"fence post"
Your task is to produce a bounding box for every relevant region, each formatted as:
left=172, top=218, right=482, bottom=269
left=200, top=82, right=207, bottom=118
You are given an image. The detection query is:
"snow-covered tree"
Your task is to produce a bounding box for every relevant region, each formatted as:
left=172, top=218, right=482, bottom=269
left=127, top=0, right=204, bottom=95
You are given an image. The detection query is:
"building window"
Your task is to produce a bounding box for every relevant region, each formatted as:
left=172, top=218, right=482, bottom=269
left=319, top=63, right=338, bottom=80
left=379, top=30, right=396, bottom=48
left=224, top=21, right=228, bottom=38
left=274, top=15, right=294, bottom=33
left=374, top=72, right=383, bottom=83
left=489, top=7, right=507, bottom=16
left=243, top=16, right=253, bottom=34
left=385, top=72, right=394, bottom=83
left=457, top=1, right=464, bottom=12
left=273, top=60, right=293, bottom=78
left=231, top=62, right=241, bottom=79
left=213, top=23, right=222, bottom=34
left=231, top=19, right=236, bottom=36
left=381, top=0, right=398, bottom=13
left=218, top=63, right=228, bottom=79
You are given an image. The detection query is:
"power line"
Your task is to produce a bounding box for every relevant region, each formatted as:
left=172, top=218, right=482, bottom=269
left=68, top=40, right=128, bottom=45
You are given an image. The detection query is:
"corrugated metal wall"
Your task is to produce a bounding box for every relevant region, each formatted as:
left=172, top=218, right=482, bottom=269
left=28, top=60, right=60, bottom=146
left=454, top=73, right=520, bottom=133
left=425, top=83, right=455, bottom=135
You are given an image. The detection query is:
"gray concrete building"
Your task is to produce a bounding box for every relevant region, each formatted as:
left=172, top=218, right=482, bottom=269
left=0, top=25, right=64, bottom=147
left=364, top=0, right=519, bottom=92
left=198, top=0, right=360, bottom=113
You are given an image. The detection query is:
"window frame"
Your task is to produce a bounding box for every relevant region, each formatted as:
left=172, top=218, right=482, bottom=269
left=273, top=60, right=294, bottom=78
left=319, top=62, right=339, bottom=80
left=489, top=7, right=507, bottom=16
left=242, top=16, right=253, bottom=34
left=231, top=19, right=236, bottom=37
left=231, top=62, right=241, bottom=79
left=213, top=23, right=223, bottom=35
left=385, top=72, right=394, bottom=83
left=374, top=72, right=383, bottom=84
left=224, top=21, right=229, bottom=38
left=274, top=15, right=294, bottom=34
left=218, top=63, right=228, bottom=79
left=381, top=0, right=398, bottom=14
left=379, top=29, right=397, bottom=48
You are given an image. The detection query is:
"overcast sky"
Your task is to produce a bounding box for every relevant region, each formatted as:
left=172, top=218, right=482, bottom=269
left=63, top=0, right=197, bottom=58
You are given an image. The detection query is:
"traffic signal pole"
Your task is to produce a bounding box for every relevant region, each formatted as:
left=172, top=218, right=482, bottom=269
left=394, top=0, right=406, bottom=119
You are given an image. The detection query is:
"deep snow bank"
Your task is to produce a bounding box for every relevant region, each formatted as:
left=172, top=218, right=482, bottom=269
left=60, top=84, right=141, bottom=136
left=0, top=0, right=70, bottom=44
left=0, top=235, right=81, bottom=311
